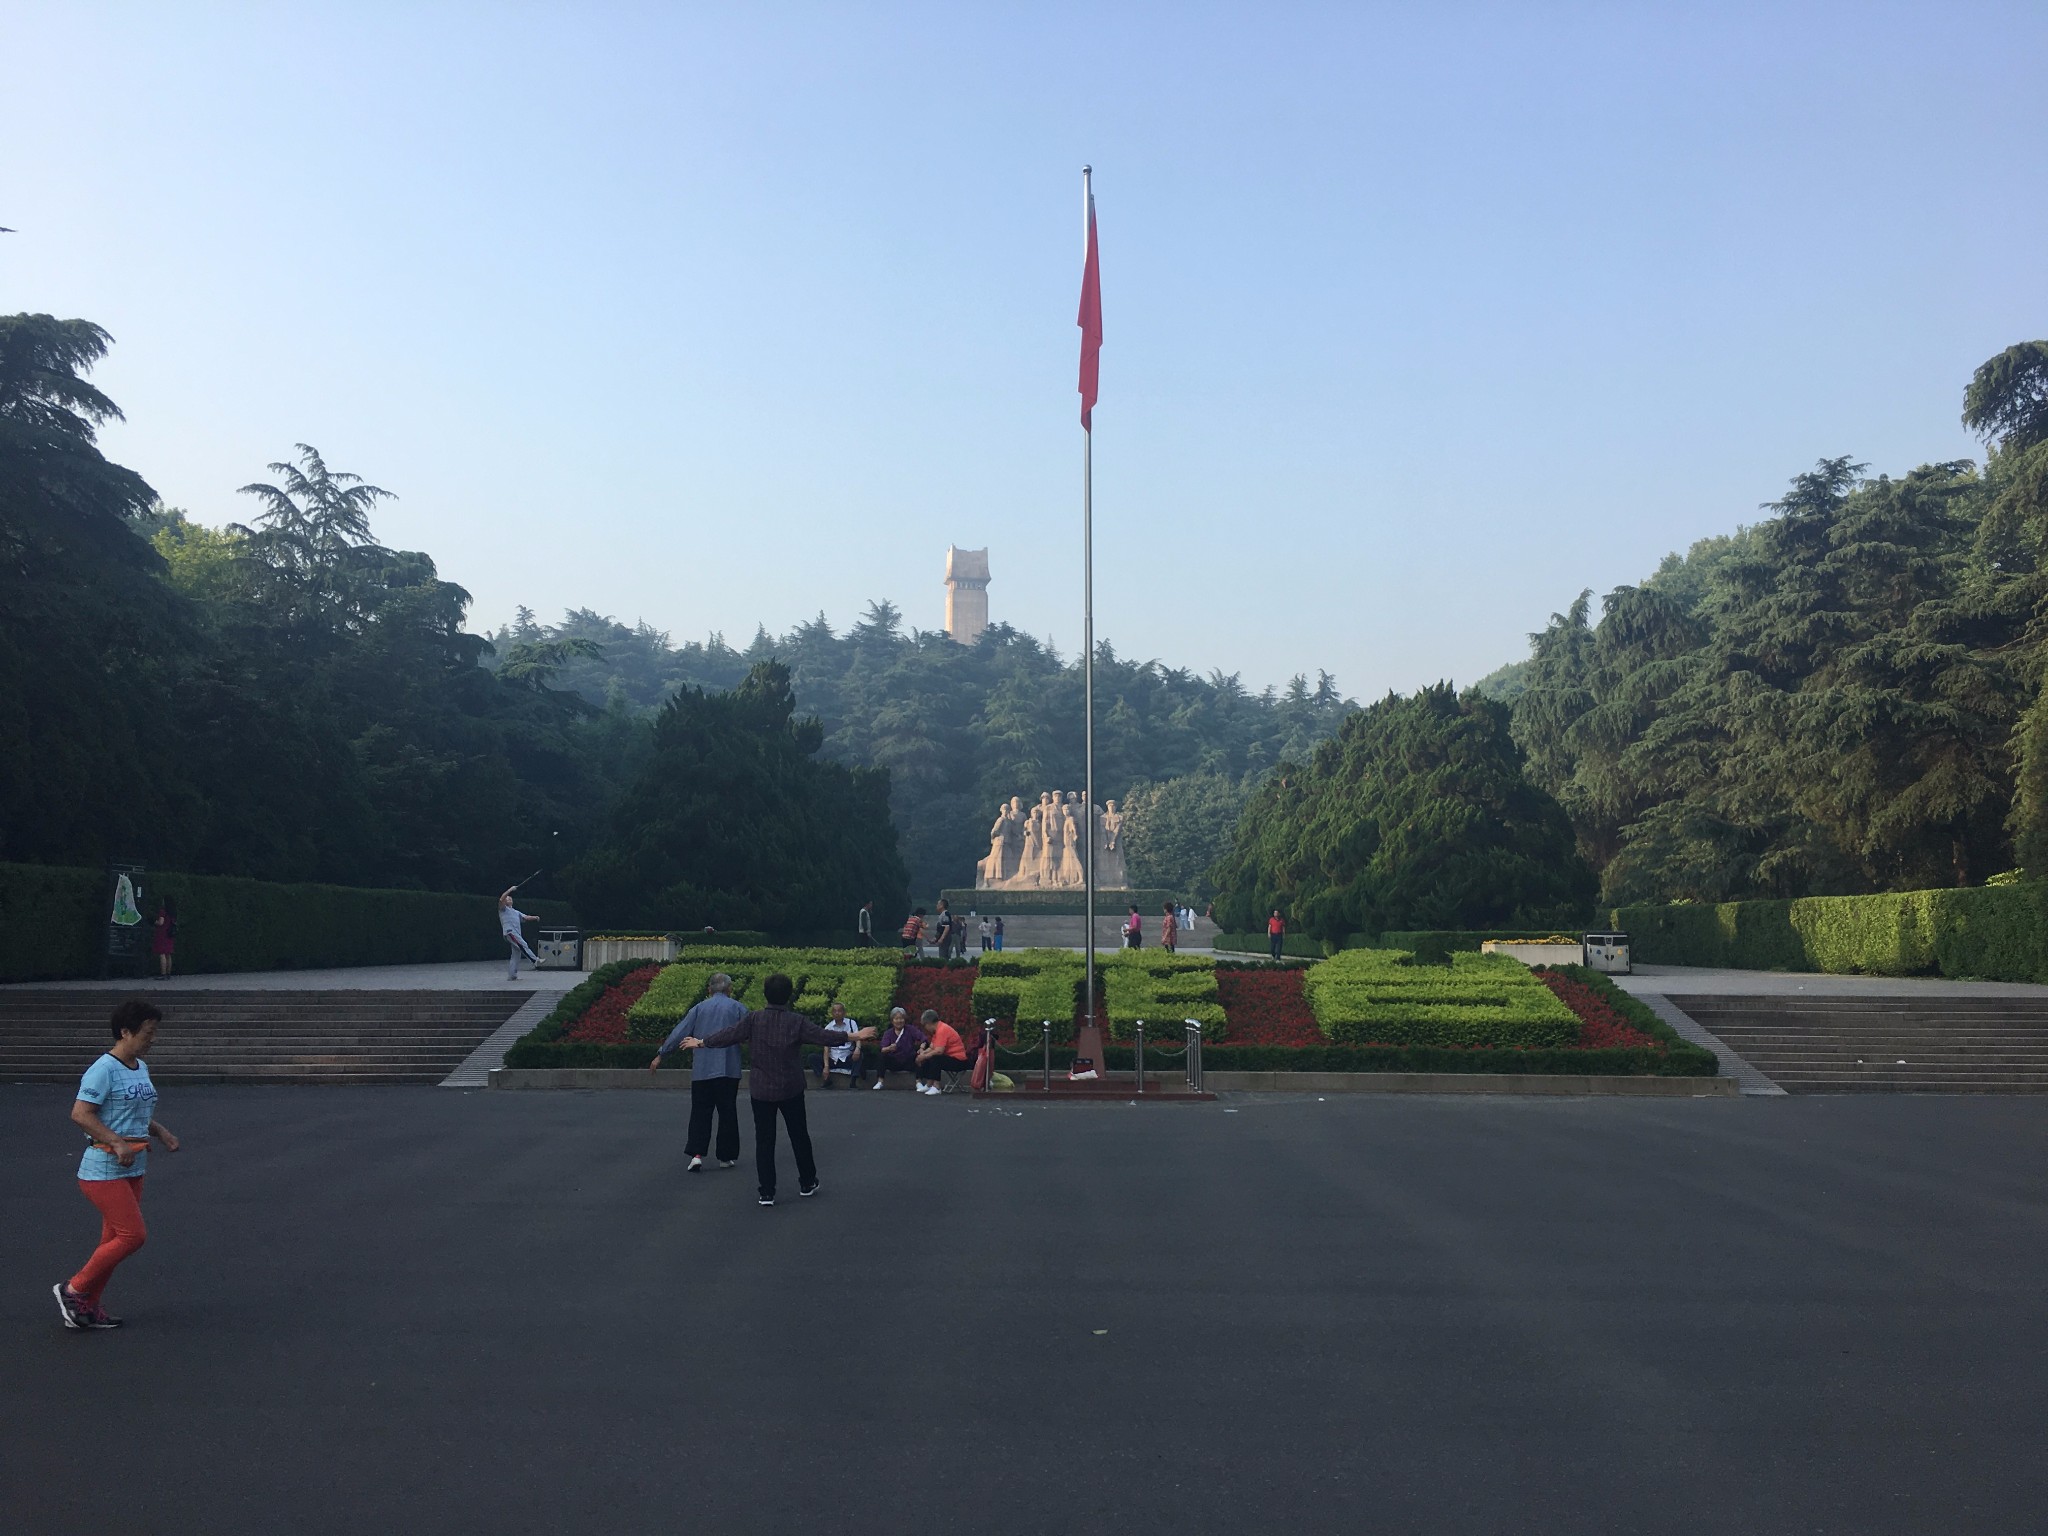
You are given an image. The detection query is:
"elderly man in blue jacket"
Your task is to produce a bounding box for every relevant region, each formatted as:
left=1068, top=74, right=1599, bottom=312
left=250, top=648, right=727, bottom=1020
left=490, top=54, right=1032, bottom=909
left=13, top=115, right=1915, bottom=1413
left=650, top=972, right=747, bottom=1172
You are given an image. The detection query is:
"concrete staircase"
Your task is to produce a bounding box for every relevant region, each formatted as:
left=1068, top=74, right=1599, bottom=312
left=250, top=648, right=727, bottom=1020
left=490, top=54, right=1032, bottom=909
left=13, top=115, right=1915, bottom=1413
left=0, top=990, right=529, bottom=1085
left=1679, top=994, right=2048, bottom=1093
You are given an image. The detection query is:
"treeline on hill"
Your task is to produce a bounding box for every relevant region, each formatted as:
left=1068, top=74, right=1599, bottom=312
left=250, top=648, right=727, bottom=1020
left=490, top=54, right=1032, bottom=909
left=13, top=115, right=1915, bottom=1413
left=2, top=309, right=1352, bottom=920
left=1497, top=340, right=2048, bottom=908
left=486, top=608, right=1355, bottom=896
left=1210, top=685, right=1596, bottom=938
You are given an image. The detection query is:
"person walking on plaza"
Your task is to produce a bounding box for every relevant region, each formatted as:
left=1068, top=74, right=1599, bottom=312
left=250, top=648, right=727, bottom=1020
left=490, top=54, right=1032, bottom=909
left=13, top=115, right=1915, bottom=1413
left=979, top=915, right=993, bottom=953
left=1123, top=904, right=1143, bottom=949
left=649, top=972, right=746, bottom=1171
left=499, top=886, right=541, bottom=979
left=932, top=899, right=955, bottom=960
left=900, top=907, right=927, bottom=956
left=1268, top=909, right=1286, bottom=961
left=1160, top=901, right=1178, bottom=954
left=679, top=973, right=875, bottom=1205
left=151, top=898, right=177, bottom=979
left=857, top=900, right=875, bottom=947
left=55, top=999, right=180, bottom=1330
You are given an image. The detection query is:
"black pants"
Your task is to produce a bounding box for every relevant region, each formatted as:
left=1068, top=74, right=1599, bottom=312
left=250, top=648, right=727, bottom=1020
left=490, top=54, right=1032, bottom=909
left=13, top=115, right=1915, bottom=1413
left=751, top=1094, right=817, bottom=1198
left=1270, top=935, right=1283, bottom=960
left=916, top=1055, right=969, bottom=1083
left=687, top=1076, right=741, bottom=1162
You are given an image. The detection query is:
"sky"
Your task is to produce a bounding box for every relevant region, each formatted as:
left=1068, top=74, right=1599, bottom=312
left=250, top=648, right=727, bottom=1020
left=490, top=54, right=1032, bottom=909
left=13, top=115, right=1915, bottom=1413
left=6, top=1, right=2046, bottom=699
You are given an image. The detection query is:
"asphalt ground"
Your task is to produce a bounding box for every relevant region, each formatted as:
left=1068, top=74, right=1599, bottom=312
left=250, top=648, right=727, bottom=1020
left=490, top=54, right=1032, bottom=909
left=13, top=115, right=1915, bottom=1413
left=5, top=1085, right=2046, bottom=1536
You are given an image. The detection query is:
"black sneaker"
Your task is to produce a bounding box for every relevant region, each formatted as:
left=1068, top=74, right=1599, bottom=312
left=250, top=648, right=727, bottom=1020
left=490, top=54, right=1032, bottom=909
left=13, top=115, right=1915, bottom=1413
left=84, top=1304, right=123, bottom=1329
left=758, top=1193, right=776, bottom=1206
left=799, top=1181, right=820, bottom=1198
left=717, top=1159, right=738, bottom=1169
left=52, top=1283, right=89, bottom=1331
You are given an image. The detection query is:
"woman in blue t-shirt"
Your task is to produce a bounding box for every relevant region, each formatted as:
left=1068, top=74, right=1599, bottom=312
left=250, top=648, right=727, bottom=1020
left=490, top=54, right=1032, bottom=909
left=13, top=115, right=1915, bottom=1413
left=55, top=998, right=180, bottom=1330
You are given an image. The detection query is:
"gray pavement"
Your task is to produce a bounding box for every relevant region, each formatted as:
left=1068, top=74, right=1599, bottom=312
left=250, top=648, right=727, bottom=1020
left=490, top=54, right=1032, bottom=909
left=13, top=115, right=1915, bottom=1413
left=1617, top=963, right=2048, bottom=997
left=6, top=1085, right=2048, bottom=1534
left=0, top=960, right=587, bottom=993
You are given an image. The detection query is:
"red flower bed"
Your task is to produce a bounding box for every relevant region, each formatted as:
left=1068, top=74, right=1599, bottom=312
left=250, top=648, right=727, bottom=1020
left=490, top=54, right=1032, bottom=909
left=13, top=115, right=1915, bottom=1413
left=563, top=963, right=661, bottom=1044
left=1214, top=967, right=1323, bottom=1046
left=1533, top=969, right=1658, bottom=1049
left=893, top=962, right=982, bottom=1034
left=1211, top=964, right=1659, bottom=1051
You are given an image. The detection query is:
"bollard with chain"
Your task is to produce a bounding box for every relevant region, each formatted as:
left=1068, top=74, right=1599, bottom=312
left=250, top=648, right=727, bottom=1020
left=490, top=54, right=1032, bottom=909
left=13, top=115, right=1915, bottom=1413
left=1041, top=1020, right=1051, bottom=1091
left=1185, top=1019, right=1203, bottom=1092
left=1135, top=1020, right=1145, bottom=1094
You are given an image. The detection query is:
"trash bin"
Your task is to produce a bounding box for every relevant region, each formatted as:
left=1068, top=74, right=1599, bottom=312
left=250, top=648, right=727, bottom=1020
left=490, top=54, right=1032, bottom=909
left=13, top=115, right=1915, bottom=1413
left=536, top=928, right=582, bottom=970
left=1583, top=933, right=1631, bottom=975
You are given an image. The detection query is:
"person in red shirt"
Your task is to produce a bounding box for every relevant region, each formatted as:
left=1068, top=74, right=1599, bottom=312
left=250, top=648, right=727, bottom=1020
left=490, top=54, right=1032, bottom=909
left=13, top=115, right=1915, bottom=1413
left=912, top=1008, right=969, bottom=1096
left=1268, top=909, right=1286, bottom=962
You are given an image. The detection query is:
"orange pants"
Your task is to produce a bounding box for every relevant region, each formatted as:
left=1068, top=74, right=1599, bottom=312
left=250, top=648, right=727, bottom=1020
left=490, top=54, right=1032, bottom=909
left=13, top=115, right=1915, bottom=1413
left=71, top=1176, right=146, bottom=1304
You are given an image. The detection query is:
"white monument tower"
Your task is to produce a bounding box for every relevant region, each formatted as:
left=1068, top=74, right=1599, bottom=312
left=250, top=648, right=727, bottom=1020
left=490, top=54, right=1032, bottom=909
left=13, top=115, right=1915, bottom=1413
left=944, top=546, right=990, bottom=645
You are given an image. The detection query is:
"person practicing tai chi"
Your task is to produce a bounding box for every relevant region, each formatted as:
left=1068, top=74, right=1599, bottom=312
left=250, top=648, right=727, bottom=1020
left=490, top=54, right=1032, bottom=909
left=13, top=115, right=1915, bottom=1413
left=678, top=973, right=876, bottom=1206
left=55, top=999, right=180, bottom=1330
left=649, top=971, right=747, bottom=1171
left=499, top=886, right=542, bottom=978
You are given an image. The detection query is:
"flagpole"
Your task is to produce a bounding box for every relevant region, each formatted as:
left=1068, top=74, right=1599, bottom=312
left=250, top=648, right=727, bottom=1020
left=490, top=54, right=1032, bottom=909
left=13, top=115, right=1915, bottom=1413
left=1081, top=164, right=1097, bottom=1043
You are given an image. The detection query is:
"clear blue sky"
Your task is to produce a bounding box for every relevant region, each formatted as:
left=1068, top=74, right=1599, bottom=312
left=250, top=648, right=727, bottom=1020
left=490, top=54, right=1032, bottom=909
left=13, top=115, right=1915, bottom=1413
left=7, top=2, right=2046, bottom=698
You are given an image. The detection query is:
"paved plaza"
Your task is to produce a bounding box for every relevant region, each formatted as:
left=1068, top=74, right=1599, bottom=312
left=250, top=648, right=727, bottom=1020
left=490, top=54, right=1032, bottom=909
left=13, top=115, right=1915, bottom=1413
left=5, top=1084, right=2046, bottom=1534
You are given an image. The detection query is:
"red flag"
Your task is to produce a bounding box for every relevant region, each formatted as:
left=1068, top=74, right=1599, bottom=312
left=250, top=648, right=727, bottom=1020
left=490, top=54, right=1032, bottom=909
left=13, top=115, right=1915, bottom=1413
left=1077, top=177, right=1102, bottom=432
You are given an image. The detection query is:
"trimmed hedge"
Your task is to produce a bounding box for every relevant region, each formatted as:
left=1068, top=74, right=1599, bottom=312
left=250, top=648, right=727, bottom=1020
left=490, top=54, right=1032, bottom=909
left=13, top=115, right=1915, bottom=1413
left=1303, top=949, right=1581, bottom=1048
left=1372, top=930, right=1580, bottom=964
left=0, top=859, right=572, bottom=982
left=1212, top=931, right=1327, bottom=958
left=625, top=949, right=901, bottom=1039
left=1612, top=883, right=2048, bottom=982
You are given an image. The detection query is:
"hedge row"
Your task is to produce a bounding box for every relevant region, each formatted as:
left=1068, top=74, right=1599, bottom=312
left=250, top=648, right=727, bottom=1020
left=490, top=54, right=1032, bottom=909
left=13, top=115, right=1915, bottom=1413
left=1372, top=930, right=1580, bottom=963
left=1612, top=882, right=2048, bottom=982
left=1211, top=932, right=1328, bottom=958
left=0, top=860, right=572, bottom=982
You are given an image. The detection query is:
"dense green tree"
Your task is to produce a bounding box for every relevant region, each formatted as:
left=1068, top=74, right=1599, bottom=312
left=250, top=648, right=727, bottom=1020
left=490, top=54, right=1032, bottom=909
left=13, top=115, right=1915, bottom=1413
left=1119, top=772, right=1253, bottom=900
left=569, top=661, right=907, bottom=931
left=1504, top=344, right=2046, bottom=905
left=1210, top=685, right=1595, bottom=938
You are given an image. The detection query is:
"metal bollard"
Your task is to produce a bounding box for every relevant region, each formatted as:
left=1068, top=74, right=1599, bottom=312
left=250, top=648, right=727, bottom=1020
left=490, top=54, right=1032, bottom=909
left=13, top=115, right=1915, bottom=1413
left=1135, top=1020, right=1145, bottom=1094
left=1185, top=1020, right=1203, bottom=1092
left=1041, top=1020, right=1052, bottom=1091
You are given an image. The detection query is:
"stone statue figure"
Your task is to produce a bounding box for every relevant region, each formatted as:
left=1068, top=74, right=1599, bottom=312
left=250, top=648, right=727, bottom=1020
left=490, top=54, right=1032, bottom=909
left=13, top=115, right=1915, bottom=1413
left=973, top=788, right=1136, bottom=891
left=1042, top=797, right=1069, bottom=888
left=978, top=796, right=1026, bottom=885
left=1057, top=799, right=1086, bottom=887
left=1094, top=798, right=1130, bottom=890
left=1019, top=803, right=1044, bottom=888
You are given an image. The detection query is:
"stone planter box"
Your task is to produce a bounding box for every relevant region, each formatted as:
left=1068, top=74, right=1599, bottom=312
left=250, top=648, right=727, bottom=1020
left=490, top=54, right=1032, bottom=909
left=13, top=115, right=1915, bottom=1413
left=1481, top=940, right=1586, bottom=967
left=581, top=938, right=676, bottom=969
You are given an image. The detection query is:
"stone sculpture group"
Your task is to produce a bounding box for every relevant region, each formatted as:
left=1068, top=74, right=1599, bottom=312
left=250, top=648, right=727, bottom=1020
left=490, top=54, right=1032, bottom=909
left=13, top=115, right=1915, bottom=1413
left=975, top=791, right=1130, bottom=891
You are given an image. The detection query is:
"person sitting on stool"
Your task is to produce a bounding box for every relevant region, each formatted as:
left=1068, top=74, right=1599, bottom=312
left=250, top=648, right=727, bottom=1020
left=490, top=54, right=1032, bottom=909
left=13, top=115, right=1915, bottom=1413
left=913, top=1009, right=969, bottom=1096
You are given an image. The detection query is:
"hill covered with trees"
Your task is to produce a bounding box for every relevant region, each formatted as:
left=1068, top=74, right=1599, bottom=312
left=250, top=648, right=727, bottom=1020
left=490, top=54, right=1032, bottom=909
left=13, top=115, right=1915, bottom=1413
left=1501, top=341, right=2048, bottom=907
left=486, top=607, right=1357, bottom=896
left=2, top=308, right=1355, bottom=914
